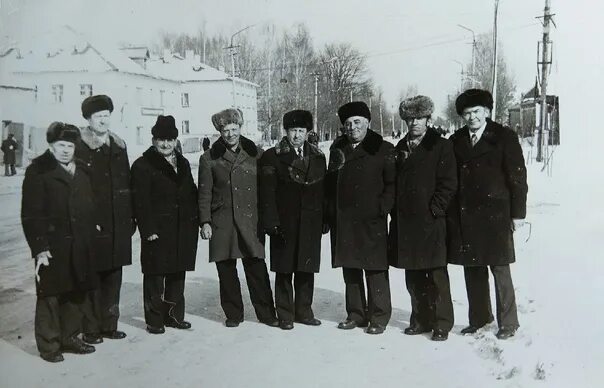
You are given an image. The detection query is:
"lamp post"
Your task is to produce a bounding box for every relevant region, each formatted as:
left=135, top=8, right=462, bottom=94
left=226, top=24, right=256, bottom=108
left=457, top=24, right=476, bottom=87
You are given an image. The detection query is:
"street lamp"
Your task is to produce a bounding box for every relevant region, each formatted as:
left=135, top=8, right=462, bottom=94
left=457, top=24, right=476, bottom=87
left=226, top=24, right=256, bottom=108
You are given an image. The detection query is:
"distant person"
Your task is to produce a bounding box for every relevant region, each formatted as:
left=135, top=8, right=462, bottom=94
left=198, top=108, right=278, bottom=328
left=1, top=133, right=18, bottom=176
left=307, top=130, right=319, bottom=146
left=131, top=115, right=199, bottom=334
left=76, top=94, right=134, bottom=345
left=202, top=136, right=210, bottom=152
left=447, top=89, right=528, bottom=340
left=22, top=122, right=97, bottom=362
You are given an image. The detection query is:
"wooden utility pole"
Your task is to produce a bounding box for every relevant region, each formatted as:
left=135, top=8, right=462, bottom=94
left=491, top=0, right=500, bottom=119
left=311, top=72, right=320, bottom=135
left=536, top=0, right=554, bottom=162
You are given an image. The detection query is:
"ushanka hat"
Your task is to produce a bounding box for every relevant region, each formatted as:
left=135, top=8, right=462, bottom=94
left=455, top=89, right=493, bottom=115
left=337, top=101, right=371, bottom=124
left=399, top=95, right=434, bottom=120
left=283, top=110, right=313, bottom=130
left=151, top=115, right=179, bottom=139
left=211, top=108, right=244, bottom=131
left=46, top=122, right=81, bottom=144
left=81, top=94, right=114, bottom=119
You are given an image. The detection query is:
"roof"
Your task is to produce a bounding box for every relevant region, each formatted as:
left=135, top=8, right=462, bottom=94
left=119, top=46, right=150, bottom=60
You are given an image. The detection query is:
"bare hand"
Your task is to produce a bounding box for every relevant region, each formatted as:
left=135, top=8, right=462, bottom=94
left=147, top=234, right=159, bottom=241
left=35, top=251, right=52, bottom=282
left=201, top=224, right=212, bottom=240
left=511, top=219, right=526, bottom=232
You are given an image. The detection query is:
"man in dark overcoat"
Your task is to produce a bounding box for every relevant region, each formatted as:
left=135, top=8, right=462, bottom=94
left=388, top=95, right=457, bottom=341
left=131, top=115, right=199, bottom=334
left=198, top=108, right=278, bottom=328
left=326, top=101, right=396, bottom=335
left=2, top=133, right=18, bottom=176
left=76, top=95, right=134, bottom=344
left=447, top=89, right=528, bottom=340
left=259, top=110, right=327, bottom=330
left=22, top=122, right=97, bottom=362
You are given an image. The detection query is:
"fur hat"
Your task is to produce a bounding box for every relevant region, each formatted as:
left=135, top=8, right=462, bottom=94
left=283, top=110, right=313, bottom=131
left=399, top=95, right=434, bottom=120
left=455, top=89, right=493, bottom=115
left=81, top=95, right=114, bottom=119
left=151, top=115, right=179, bottom=140
left=337, top=101, right=371, bottom=124
left=46, top=122, right=81, bottom=144
left=211, top=108, right=244, bottom=131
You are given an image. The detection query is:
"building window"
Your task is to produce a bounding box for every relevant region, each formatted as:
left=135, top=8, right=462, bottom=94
left=182, top=120, right=190, bottom=134
left=80, top=84, right=93, bottom=97
left=136, top=126, right=144, bottom=145
left=160, top=90, right=165, bottom=107
left=181, top=93, right=189, bottom=107
left=52, top=84, right=63, bottom=103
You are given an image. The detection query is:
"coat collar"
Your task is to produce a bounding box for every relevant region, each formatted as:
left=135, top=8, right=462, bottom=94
left=453, top=119, right=501, bottom=161
left=208, top=135, right=258, bottom=160
left=80, top=127, right=127, bottom=151
left=31, top=150, right=89, bottom=184
left=330, top=129, right=383, bottom=156
left=142, top=146, right=188, bottom=183
left=395, top=127, right=440, bottom=169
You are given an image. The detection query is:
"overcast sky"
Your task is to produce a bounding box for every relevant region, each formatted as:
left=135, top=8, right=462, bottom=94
left=0, top=0, right=563, bottom=114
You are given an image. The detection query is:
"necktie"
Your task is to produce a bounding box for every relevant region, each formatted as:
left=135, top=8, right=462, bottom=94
left=471, top=133, right=478, bottom=147
left=297, top=148, right=303, bottom=159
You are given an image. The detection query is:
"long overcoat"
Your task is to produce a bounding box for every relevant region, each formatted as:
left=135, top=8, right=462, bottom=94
left=131, top=147, right=199, bottom=275
left=75, top=128, right=133, bottom=271
left=447, top=119, right=528, bottom=266
left=388, top=128, right=457, bottom=269
left=326, top=130, right=396, bottom=270
left=259, top=137, right=327, bottom=273
left=198, top=136, right=265, bottom=262
left=1, top=138, right=17, bottom=164
left=21, top=151, right=97, bottom=296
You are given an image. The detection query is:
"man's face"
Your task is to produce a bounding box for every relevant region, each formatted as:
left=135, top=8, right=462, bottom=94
left=152, top=138, right=177, bottom=156
left=220, top=123, right=241, bottom=148
left=50, top=141, right=75, bottom=164
left=88, top=110, right=111, bottom=134
left=462, top=106, right=489, bottom=130
left=405, top=117, right=429, bottom=139
left=343, top=116, right=369, bottom=144
left=286, top=127, right=308, bottom=148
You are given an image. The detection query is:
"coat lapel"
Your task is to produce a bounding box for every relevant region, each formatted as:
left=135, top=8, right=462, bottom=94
left=142, top=147, right=178, bottom=182
left=470, top=120, right=499, bottom=157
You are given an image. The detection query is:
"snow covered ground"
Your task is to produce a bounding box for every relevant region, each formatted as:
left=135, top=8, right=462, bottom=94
left=0, top=140, right=602, bottom=388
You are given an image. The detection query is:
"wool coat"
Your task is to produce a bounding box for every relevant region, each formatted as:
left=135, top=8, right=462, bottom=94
left=1, top=138, right=18, bottom=164
left=259, top=137, right=327, bottom=273
left=75, top=128, right=134, bottom=271
left=326, top=130, right=396, bottom=270
left=388, top=128, right=457, bottom=269
left=447, top=119, right=528, bottom=266
left=131, top=147, right=199, bottom=275
left=21, top=151, right=97, bottom=296
left=198, top=136, right=265, bottom=262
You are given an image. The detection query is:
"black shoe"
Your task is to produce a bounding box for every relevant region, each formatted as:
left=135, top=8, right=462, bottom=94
left=495, top=327, right=517, bottom=340
left=259, top=318, right=279, bottom=327
left=404, top=325, right=432, bottom=335
left=296, top=317, right=322, bottom=326
left=101, top=330, right=127, bottom=339
left=337, top=319, right=368, bottom=330
left=146, top=325, right=165, bottom=334
left=61, top=337, right=95, bottom=354
left=225, top=319, right=242, bottom=327
left=279, top=320, right=294, bottom=330
left=431, top=329, right=449, bottom=341
left=166, top=319, right=192, bottom=330
left=82, top=333, right=103, bottom=344
left=366, top=323, right=386, bottom=335
left=40, top=351, right=64, bottom=363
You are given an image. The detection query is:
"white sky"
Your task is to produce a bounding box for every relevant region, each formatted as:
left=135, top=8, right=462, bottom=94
left=0, top=0, right=565, bottom=114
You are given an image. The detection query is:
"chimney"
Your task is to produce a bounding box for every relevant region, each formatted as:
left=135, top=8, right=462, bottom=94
left=185, top=50, right=194, bottom=61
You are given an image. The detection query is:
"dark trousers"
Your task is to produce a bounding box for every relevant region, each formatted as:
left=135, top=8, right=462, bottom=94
left=342, top=268, right=391, bottom=326
left=464, top=265, right=519, bottom=329
left=4, top=164, right=16, bottom=176
left=82, top=267, right=123, bottom=334
left=35, top=291, right=85, bottom=356
left=215, top=258, right=276, bottom=322
left=274, top=271, right=315, bottom=322
left=143, top=272, right=186, bottom=328
left=405, top=267, right=454, bottom=332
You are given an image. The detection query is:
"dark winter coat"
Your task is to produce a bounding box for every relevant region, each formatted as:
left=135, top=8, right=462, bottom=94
left=447, top=119, right=528, bottom=266
left=388, top=128, right=457, bottom=270
left=21, top=151, right=97, bottom=296
left=1, top=138, right=18, bottom=164
left=198, top=136, right=265, bottom=262
left=131, top=147, right=199, bottom=275
left=326, top=130, right=396, bottom=270
left=259, top=137, right=327, bottom=273
left=75, top=128, right=134, bottom=271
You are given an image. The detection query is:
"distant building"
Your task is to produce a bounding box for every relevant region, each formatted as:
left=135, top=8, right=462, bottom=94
left=508, top=83, right=560, bottom=145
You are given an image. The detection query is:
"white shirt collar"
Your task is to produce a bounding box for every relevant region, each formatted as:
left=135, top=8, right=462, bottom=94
left=469, top=121, right=488, bottom=141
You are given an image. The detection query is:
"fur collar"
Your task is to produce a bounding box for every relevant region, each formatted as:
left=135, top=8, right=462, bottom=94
left=141, top=146, right=188, bottom=182
left=330, top=129, right=383, bottom=155
left=209, top=135, right=258, bottom=160
left=80, top=126, right=126, bottom=150
left=275, top=137, right=323, bottom=156
left=396, top=127, right=440, bottom=151
left=30, top=150, right=88, bottom=175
